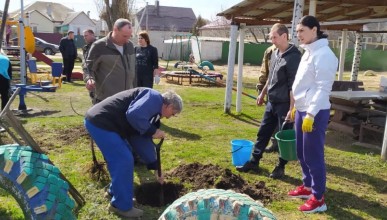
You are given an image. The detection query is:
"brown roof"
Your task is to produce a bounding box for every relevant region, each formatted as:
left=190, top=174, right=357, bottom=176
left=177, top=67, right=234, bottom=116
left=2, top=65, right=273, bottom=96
left=217, top=0, right=387, bottom=31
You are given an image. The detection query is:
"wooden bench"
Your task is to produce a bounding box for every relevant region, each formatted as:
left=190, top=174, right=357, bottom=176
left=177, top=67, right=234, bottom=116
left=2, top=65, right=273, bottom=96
left=329, top=81, right=366, bottom=137
left=359, top=105, right=386, bottom=145
left=329, top=81, right=387, bottom=144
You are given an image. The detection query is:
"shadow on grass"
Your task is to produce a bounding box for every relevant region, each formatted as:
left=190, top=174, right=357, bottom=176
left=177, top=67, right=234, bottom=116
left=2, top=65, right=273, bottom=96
left=326, top=163, right=387, bottom=194
left=161, top=124, right=201, bottom=140
left=65, top=81, right=87, bottom=87
left=325, top=188, right=387, bottom=220
left=15, top=110, right=61, bottom=118
left=27, top=91, right=50, bottom=102
left=325, top=130, right=381, bottom=155
left=281, top=173, right=303, bottom=186
left=228, top=112, right=261, bottom=127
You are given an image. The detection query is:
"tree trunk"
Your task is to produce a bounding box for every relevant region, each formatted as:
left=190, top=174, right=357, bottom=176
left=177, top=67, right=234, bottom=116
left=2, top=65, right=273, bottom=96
left=100, top=0, right=132, bottom=31
left=248, top=28, right=259, bottom=43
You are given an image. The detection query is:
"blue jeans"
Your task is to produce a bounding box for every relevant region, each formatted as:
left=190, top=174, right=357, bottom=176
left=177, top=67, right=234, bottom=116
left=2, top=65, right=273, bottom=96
left=295, top=109, right=330, bottom=200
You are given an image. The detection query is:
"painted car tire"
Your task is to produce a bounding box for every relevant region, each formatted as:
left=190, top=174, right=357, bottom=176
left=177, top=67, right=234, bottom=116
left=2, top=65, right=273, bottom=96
left=159, top=188, right=276, bottom=220
left=199, top=61, right=215, bottom=71
left=0, top=145, right=76, bottom=220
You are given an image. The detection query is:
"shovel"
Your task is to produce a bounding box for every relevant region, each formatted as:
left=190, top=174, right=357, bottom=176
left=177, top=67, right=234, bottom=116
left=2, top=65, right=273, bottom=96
left=155, top=138, right=164, bottom=206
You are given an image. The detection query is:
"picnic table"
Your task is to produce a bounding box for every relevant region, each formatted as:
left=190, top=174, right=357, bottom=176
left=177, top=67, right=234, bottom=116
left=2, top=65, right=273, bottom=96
left=330, top=90, right=387, bottom=160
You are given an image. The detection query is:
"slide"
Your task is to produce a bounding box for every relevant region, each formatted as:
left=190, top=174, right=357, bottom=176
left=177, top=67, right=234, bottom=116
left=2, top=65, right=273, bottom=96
left=32, top=51, right=53, bottom=66
left=25, top=26, right=53, bottom=66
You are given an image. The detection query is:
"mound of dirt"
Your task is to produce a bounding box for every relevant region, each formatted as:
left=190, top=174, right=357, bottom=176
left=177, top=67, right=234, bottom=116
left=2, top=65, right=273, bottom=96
left=135, top=162, right=274, bottom=207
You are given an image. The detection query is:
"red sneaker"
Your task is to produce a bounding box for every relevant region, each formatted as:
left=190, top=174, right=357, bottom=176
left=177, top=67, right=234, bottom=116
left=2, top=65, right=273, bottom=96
left=288, top=185, right=312, bottom=199
left=299, top=195, right=327, bottom=213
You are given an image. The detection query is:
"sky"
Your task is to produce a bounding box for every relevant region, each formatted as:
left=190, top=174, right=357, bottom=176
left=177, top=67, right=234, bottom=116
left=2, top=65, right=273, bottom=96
left=0, top=0, right=241, bottom=21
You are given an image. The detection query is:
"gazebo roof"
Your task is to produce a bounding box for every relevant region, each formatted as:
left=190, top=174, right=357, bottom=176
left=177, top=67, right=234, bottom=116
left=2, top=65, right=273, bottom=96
left=217, top=0, right=387, bottom=31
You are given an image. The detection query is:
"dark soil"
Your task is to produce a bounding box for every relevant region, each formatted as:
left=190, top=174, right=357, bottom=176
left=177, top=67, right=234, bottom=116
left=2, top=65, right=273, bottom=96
left=59, top=125, right=90, bottom=145
left=135, top=162, right=274, bottom=207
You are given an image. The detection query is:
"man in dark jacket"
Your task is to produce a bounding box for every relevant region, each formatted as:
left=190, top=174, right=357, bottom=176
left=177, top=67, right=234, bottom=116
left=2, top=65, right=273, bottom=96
left=84, top=18, right=136, bottom=102
left=84, top=88, right=183, bottom=218
left=237, top=23, right=301, bottom=179
left=59, top=30, right=77, bottom=82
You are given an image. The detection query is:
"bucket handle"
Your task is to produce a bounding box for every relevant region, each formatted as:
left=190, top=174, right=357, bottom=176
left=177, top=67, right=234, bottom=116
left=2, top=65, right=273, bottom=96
left=230, top=146, right=244, bottom=154
left=280, top=120, right=293, bottom=131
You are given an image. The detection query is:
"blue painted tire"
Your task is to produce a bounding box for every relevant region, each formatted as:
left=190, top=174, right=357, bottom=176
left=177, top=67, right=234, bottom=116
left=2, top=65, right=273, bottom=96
left=0, top=145, right=76, bottom=220
left=159, top=189, right=276, bottom=220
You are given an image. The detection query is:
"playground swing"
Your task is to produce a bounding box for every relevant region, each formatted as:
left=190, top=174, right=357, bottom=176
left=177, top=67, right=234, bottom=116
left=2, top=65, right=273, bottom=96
left=164, top=34, right=223, bottom=85
left=1, top=4, right=63, bottom=112
left=166, top=34, right=215, bottom=71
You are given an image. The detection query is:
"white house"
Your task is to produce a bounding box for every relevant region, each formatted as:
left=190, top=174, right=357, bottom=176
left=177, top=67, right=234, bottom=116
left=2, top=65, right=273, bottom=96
left=8, top=1, right=100, bottom=46
left=61, top=11, right=96, bottom=36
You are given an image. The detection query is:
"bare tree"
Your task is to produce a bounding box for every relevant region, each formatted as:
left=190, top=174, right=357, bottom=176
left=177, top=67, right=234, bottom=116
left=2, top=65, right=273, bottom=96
left=248, top=28, right=259, bottom=43
left=192, top=15, right=208, bottom=36
left=94, top=0, right=135, bottom=31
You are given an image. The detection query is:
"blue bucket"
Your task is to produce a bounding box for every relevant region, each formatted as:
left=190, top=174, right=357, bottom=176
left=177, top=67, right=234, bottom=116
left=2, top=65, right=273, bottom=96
left=230, top=139, right=254, bottom=166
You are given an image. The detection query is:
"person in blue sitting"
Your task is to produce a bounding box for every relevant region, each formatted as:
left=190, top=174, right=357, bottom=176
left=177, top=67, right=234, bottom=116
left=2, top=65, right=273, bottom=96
left=84, top=87, right=183, bottom=218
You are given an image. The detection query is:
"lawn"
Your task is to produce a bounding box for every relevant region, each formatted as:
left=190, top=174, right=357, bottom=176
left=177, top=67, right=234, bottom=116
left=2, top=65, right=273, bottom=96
left=0, top=62, right=386, bottom=220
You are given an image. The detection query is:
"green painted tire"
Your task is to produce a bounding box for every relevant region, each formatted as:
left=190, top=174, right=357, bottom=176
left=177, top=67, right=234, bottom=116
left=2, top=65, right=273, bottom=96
left=0, top=144, right=76, bottom=220
left=159, top=188, right=276, bottom=220
left=199, top=61, right=215, bottom=71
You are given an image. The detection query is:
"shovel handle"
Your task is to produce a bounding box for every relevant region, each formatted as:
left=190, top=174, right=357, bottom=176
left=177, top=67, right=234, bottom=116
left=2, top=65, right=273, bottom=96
left=155, top=138, right=164, bottom=177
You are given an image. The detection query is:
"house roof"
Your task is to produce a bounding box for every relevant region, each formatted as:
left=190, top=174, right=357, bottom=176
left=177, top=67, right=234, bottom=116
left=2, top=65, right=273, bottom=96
left=61, top=11, right=94, bottom=25
left=136, top=5, right=196, bottom=32
left=9, top=1, right=75, bottom=22
left=28, top=9, right=52, bottom=22
left=217, top=0, right=387, bottom=31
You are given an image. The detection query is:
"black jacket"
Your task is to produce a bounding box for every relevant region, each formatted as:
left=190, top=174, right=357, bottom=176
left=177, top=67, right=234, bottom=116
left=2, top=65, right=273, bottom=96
left=267, top=45, right=301, bottom=103
left=59, top=37, right=77, bottom=59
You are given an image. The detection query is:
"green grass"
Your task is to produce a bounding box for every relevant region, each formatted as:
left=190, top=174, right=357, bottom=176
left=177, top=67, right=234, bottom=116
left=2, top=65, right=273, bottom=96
left=0, top=67, right=386, bottom=220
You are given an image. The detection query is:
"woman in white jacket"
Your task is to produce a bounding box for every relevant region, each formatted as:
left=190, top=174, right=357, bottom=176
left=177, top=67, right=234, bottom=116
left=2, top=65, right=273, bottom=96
left=288, top=15, right=338, bottom=213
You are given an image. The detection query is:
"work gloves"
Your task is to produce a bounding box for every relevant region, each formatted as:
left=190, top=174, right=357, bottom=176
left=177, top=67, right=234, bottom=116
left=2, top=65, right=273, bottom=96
left=290, top=108, right=296, bottom=121
left=302, top=115, right=314, bottom=132
left=290, top=108, right=314, bottom=132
